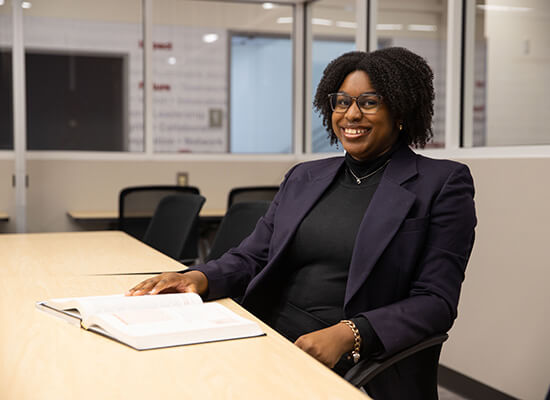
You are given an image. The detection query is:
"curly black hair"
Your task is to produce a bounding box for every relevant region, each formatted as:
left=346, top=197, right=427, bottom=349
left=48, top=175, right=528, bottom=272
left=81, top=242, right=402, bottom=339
left=313, top=47, right=434, bottom=148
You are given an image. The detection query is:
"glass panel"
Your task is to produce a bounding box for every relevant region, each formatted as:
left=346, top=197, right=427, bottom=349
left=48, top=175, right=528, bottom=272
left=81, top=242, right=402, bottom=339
left=151, top=1, right=293, bottom=154
left=0, top=0, right=13, bottom=150
left=378, top=0, right=447, bottom=148
left=231, top=34, right=292, bottom=153
left=466, top=1, right=550, bottom=147
left=22, top=0, right=143, bottom=151
left=311, top=0, right=356, bottom=153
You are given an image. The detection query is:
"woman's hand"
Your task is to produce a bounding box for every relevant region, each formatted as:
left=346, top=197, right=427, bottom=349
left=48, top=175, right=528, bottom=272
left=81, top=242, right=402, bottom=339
left=125, top=271, right=208, bottom=296
left=294, top=322, right=356, bottom=368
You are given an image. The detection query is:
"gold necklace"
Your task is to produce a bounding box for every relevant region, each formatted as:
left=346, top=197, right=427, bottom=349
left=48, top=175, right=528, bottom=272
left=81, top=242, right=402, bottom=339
left=348, top=159, right=390, bottom=185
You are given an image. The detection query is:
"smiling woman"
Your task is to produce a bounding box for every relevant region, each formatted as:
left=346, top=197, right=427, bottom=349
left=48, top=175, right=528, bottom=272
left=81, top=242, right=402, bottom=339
left=127, top=47, right=477, bottom=400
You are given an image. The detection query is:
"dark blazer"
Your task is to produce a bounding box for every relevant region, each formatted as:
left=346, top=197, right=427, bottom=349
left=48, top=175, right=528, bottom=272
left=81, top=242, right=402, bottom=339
left=197, top=143, right=476, bottom=399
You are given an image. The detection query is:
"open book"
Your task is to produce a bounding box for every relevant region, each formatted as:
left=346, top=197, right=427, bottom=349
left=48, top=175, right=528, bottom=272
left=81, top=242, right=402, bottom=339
left=36, top=293, right=264, bottom=350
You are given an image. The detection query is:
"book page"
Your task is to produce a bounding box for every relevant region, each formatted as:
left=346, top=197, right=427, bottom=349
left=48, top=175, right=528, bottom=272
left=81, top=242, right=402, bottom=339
left=100, top=303, right=248, bottom=333
left=84, top=302, right=264, bottom=349
left=44, top=292, right=203, bottom=320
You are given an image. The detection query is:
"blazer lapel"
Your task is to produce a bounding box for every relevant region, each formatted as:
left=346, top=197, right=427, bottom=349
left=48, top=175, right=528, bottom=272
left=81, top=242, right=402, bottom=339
left=345, top=145, right=418, bottom=306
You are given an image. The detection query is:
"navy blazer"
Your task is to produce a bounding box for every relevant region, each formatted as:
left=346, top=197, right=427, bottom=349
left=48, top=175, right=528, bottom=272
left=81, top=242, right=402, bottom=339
left=197, top=143, right=476, bottom=395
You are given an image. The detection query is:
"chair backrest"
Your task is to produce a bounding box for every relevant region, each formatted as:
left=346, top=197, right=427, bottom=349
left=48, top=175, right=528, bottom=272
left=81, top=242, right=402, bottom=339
left=143, top=193, right=206, bottom=260
left=227, top=186, right=279, bottom=209
left=206, top=201, right=271, bottom=262
left=118, top=185, right=201, bottom=259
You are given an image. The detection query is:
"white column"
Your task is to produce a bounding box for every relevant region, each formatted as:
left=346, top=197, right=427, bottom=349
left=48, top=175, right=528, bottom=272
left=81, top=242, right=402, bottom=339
left=462, top=0, right=475, bottom=148
left=303, top=2, right=312, bottom=154
left=355, top=0, right=368, bottom=51
left=444, top=0, right=463, bottom=150
left=368, top=0, right=378, bottom=51
left=143, top=0, right=153, bottom=155
left=12, top=0, right=27, bottom=233
left=356, top=0, right=377, bottom=52
left=293, top=3, right=306, bottom=155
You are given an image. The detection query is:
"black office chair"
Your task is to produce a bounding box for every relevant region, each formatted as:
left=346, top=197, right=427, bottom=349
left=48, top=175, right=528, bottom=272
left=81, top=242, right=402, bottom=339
left=344, top=334, right=448, bottom=390
left=118, top=185, right=201, bottom=261
left=143, top=193, right=206, bottom=261
left=205, top=201, right=271, bottom=262
left=227, top=186, right=279, bottom=209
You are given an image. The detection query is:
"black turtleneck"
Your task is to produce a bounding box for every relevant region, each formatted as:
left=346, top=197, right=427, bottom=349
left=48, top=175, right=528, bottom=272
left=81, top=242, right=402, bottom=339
left=343, top=146, right=393, bottom=185
left=267, top=141, right=403, bottom=373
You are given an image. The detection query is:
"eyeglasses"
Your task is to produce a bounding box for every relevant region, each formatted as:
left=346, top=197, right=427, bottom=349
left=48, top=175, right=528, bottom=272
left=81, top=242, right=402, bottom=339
left=328, top=92, right=383, bottom=115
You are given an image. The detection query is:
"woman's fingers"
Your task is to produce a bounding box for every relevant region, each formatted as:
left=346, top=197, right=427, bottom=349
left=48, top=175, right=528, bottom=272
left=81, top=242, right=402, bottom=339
left=126, top=271, right=208, bottom=296
left=149, top=274, right=183, bottom=294
left=126, top=277, right=157, bottom=295
left=126, top=273, right=180, bottom=295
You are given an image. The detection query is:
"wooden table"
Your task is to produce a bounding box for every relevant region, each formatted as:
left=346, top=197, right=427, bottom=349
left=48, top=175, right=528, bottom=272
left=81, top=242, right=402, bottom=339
left=0, top=231, right=368, bottom=400
left=0, top=231, right=178, bottom=276
left=68, top=208, right=226, bottom=221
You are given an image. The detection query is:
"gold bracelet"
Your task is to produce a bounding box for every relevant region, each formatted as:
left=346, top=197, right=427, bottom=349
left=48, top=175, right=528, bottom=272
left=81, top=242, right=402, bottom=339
left=341, top=320, right=361, bottom=364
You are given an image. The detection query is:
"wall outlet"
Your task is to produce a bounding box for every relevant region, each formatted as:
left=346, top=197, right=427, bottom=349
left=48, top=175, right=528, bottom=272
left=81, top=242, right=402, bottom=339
left=177, top=172, right=188, bottom=186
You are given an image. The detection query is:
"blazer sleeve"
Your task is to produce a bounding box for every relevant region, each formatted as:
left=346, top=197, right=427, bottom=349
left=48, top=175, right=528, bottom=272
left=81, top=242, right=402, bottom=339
left=191, top=165, right=299, bottom=300
left=361, top=163, right=477, bottom=357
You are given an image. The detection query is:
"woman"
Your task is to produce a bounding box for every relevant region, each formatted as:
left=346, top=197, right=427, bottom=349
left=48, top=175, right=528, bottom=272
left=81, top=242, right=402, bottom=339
left=128, top=47, right=476, bottom=399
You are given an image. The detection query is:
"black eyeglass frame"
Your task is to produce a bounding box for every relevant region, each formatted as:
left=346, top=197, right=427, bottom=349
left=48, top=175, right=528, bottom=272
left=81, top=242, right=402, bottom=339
left=327, top=92, right=383, bottom=115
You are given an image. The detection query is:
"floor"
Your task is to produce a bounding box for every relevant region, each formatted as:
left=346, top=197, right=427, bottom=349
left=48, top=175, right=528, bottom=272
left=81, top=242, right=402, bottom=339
left=358, top=385, right=468, bottom=399
left=439, top=386, right=469, bottom=400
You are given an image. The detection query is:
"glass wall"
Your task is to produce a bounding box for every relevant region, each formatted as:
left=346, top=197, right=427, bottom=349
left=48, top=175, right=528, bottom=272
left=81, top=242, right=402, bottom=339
left=3, top=0, right=549, bottom=154
left=151, top=0, right=293, bottom=154
left=311, top=0, right=356, bottom=153
left=377, top=0, right=448, bottom=148
left=0, top=0, right=13, bottom=150
left=20, top=0, right=143, bottom=151
left=465, top=0, right=550, bottom=147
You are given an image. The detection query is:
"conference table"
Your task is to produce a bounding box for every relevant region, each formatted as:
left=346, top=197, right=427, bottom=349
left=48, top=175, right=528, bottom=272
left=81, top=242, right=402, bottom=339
left=0, top=231, right=368, bottom=399
left=67, top=208, right=226, bottom=222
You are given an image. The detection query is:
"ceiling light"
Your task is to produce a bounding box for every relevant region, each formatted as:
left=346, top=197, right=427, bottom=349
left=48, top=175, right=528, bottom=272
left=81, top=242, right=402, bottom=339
left=336, top=21, right=357, bottom=29
left=312, top=18, right=333, bottom=26
left=376, top=24, right=403, bottom=31
left=407, top=24, right=437, bottom=32
left=21, top=1, right=32, bottom=8
left=202, top=33, right=219, bottom=44
left=262, top=2, right=275, bottom=10
left=477, top=5, right=532, bottom=12
left=276, top=17, right=293, bottom=24
left=167, top=57, right=177, bottom=65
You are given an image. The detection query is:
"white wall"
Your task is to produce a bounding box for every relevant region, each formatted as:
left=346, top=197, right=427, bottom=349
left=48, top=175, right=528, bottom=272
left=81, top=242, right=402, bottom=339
left=23, top=158, right=294, bottom=233
left=441, top=156, right=550, bottom=400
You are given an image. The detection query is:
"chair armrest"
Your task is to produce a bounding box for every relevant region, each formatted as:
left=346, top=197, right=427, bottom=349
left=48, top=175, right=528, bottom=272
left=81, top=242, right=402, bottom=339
left=344, top=334, right=449, bottom=388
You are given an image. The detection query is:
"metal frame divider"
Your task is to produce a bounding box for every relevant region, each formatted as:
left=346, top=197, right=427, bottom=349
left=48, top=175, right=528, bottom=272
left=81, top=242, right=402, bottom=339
left=12, top=0, right=27, bottom=233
